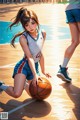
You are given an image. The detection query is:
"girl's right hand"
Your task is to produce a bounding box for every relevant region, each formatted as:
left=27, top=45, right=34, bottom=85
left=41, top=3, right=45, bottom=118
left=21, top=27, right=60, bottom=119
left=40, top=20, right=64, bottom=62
left=32, top=75, right=38, bottom=87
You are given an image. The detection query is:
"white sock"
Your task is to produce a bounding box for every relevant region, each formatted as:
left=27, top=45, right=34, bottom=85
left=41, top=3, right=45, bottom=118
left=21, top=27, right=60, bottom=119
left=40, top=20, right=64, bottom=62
left=0, top=84, right=9, bottom=91
left=62, top=58, right=69, bottom=68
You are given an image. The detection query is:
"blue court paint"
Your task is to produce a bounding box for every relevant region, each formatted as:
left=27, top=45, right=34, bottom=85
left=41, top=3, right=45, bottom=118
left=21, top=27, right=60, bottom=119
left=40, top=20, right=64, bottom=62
left=0, top=21, right=70, bottom=44
left=0, top=21, right=22, bottom=44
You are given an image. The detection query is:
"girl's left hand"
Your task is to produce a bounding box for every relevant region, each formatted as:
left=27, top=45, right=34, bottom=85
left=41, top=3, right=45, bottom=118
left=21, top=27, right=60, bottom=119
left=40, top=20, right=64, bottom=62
left=43, top=72, right=52, bottom=78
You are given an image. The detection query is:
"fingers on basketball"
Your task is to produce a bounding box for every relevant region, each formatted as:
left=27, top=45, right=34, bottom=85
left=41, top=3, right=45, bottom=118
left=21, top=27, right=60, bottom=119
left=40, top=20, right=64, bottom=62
left=29, top=77, right=52, bottom=100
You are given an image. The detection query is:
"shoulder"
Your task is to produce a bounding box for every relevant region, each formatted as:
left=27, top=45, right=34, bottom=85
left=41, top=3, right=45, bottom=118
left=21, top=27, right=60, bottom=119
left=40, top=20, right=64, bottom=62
left=19, top=34, right=26, bottom=41
left=19, top=34, right=27, bottom=45
left=41, top=29, right=46, bottom=40
left=19, top=32, right=28, bottom=41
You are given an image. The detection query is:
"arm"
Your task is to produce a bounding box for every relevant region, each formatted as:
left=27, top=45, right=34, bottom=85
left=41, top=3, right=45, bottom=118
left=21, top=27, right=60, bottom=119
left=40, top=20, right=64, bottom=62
left=39, top=53, right=51, bottom=78
left=39, top=31, right=51, bottom=78
left=39, top=53, right=45, bottom=74
left=19, top=35, right=37, bottom=83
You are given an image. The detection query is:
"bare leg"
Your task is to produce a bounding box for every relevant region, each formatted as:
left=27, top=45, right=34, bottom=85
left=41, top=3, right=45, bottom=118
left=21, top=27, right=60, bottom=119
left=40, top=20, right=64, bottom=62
left=24, top=80, right=32, bottom=96
left=5, top=74, right=26, bottom=98
left=64, top=22, right=80, bottom=60
left=57, top=22, right=80, bottom=82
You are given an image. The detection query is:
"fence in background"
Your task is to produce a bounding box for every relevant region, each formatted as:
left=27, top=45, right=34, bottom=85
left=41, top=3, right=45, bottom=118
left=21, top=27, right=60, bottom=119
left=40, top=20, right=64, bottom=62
left=0, top=0, right=68, bottom=3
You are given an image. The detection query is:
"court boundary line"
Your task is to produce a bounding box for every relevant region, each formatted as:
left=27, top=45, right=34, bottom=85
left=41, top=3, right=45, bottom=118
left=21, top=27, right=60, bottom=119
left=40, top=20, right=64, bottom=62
left=0, top=42, right=19, bottom=46
left=0, top=63, right=80, bottom=71
left=0, top=63, right=16, bottom=68
left=8, top=99, right=36, bottom=115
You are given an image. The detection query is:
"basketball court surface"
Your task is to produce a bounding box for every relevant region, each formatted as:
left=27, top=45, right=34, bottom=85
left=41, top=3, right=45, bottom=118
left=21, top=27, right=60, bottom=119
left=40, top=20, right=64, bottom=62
left=0, top=3, right=80, bottom=120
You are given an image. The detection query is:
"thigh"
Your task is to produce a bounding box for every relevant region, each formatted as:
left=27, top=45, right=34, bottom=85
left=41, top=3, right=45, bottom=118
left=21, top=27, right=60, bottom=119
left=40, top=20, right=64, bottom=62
left=12, top=58, right=26, bottom=78
left=14, top=73, right=26, bottom=94
left=77, top=22, right=80, bottom=42
left=77, top=22, right=80, bottom=31
left=69, top=23, right=79, bottom=42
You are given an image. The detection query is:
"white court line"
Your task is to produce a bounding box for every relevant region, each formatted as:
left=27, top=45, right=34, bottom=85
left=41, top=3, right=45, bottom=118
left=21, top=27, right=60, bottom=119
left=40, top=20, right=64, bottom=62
left=0, top=63, right=80, bottom=71
left=0, top=43, right=19, bottom=46
left=8, top=99, right=36, bottom=115
left=0, top=63, right=16, bottom=68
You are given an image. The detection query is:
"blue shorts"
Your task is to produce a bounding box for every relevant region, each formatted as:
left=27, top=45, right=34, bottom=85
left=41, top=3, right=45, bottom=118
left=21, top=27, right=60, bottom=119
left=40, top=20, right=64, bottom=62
left=65, top=9, right=80, bottom=23
left=12, top=58, right=40, bottom=80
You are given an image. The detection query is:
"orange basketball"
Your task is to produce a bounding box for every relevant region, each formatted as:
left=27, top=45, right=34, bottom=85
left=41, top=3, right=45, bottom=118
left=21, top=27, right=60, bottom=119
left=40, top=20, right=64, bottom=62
left=29, top=77, right=52, bottom=100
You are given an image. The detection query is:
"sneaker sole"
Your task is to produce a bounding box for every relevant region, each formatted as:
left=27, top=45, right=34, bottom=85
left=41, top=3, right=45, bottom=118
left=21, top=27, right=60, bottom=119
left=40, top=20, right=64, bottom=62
left=57, top=73, right=71, bottom=83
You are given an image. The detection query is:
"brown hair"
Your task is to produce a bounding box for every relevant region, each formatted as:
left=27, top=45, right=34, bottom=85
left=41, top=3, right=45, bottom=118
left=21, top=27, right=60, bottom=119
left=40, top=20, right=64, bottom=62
left=10, top=7, right=39, bottom=47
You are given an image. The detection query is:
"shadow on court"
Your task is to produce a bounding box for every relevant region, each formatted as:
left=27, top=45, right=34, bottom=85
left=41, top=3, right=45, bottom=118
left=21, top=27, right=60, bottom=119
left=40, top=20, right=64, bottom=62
left=60, top=83, right=80, bottom=120
left=0, top=98, right=51, bottom=120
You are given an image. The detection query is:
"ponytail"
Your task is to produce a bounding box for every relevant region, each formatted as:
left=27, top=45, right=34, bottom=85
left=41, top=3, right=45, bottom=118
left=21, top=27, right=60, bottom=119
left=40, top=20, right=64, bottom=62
left=10, top=7, right=26, bottom=47
left=11, top=32, right=24, bottom=48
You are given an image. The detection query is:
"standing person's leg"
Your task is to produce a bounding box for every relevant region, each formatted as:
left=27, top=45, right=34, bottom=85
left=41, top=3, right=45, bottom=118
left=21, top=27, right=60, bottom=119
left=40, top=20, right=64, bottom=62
left=57, top=22, right=80, bottom=82
left=0, top=74, right=26, bottom=98
left=77, top=22, right=80, bottom=33
left=78, top=22, right=80, bottom=47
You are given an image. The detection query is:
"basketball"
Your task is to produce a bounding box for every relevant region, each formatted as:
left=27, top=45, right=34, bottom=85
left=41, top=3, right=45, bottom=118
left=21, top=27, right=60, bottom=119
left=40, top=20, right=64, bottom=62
left=29, top=77, right=52, bottom=100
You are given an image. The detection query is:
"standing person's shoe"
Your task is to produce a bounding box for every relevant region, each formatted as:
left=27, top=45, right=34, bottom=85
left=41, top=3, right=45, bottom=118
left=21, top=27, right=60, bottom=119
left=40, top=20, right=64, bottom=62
left=57, top=65, right=72, bottom=82
left=0, top=81, right=4, bottom=92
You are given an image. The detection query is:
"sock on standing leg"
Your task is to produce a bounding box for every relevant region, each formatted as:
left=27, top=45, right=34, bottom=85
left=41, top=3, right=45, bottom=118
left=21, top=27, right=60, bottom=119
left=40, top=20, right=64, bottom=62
left=62, top=58, right=69, bottom=68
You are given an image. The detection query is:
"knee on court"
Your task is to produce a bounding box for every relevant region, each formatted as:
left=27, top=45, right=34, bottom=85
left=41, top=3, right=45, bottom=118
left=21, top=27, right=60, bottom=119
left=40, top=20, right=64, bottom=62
left=14, top=91, right=22, bottom=98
